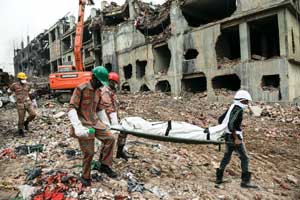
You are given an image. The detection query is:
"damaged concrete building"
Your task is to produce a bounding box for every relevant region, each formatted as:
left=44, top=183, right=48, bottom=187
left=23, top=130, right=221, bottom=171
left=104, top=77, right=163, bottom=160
left=14, top=32, right=50, bottom=77
left=100, top=0, right=300, bottom=102
left=13, top=0, right=300, bottom=102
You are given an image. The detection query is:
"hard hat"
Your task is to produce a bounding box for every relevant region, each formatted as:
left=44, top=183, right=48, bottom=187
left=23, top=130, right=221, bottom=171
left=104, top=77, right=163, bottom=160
left=92, top=66, right=109, bottom=86
left=234, top=90, right=252, bottom=101
left=108, top=72, right=120, bottom=83
left=17, top=72, right=27, bottom=80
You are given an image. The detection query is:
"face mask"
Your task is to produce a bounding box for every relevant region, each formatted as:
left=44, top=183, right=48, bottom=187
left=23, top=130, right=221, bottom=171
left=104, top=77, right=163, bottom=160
left=234, top=100, right=248, bottom=110
left=20, top=80, right=27, bottom=84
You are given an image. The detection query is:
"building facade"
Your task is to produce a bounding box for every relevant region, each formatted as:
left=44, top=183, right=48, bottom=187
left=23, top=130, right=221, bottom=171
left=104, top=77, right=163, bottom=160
left=14, top=0, right=300, bottom=102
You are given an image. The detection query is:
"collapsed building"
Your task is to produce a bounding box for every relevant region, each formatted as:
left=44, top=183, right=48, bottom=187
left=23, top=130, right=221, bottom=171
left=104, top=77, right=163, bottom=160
left=13, top=0, right=300, bottom=102
left=14, top=32, right=50, bottom=77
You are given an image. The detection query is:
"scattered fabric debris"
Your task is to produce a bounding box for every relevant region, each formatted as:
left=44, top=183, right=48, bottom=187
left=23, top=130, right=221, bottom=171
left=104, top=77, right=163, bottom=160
left=15, top=144, right=44, bottom=155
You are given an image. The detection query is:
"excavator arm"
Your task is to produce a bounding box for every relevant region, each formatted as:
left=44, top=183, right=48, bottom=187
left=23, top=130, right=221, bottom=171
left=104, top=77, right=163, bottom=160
left=74, top=0, right=94, bottom=72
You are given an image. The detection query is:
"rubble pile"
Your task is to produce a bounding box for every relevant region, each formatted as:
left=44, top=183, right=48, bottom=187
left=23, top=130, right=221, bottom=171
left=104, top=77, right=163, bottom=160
left=134, top=0, right=172, bottom=44
left=0, top=92, right=300, bottom=199
left=213, top=89, right=236, bottom=97
left=217, top=57, right=241, bottom=68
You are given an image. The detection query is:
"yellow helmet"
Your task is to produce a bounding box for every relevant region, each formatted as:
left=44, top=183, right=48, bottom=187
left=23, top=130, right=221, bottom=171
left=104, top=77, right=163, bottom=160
left=17, top=72, right=27, bottom=80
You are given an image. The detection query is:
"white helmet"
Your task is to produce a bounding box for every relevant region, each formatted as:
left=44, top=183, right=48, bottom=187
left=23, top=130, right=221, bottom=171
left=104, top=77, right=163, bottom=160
left=234, top=90, right=252, bottom=101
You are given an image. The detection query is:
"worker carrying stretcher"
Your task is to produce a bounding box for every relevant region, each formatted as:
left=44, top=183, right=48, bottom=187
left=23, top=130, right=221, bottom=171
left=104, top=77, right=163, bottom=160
left=97, top=72, right=132, bottom=161
left=68, top=66, right=117, bottom=187
left=215, top=90, right=258, bottom=189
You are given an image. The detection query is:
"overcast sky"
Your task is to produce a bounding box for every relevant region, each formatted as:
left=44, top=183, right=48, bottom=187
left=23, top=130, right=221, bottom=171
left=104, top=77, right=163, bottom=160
left=0, top=0, right=164, bottom=74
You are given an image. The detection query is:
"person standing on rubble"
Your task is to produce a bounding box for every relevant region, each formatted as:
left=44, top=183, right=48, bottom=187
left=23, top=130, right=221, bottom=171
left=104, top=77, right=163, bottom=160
left=216, top=90, right=258, bottom=189
left=97, top=72, right=131, bottom=161
left=68, top=66, right=117, bottom=187
left=8, top=72, right=37, bottom=137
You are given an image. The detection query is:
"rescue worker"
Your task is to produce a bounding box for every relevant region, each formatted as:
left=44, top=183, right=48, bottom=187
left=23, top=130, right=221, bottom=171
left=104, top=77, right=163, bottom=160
left=97, top=72, right=131, bottom=160
left=216, top=90, right=258, bottom=188
left=8, top=72, right=37, bottom=137
left=67, top=66, right=117, bottom=187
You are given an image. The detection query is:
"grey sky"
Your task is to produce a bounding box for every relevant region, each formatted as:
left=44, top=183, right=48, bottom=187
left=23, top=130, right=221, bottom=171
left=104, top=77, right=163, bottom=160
left=0, top=0, right=164, bottom=75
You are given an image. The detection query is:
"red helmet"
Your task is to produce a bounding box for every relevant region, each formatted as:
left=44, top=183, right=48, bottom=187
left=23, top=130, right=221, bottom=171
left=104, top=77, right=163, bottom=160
left=108, top=72, right=120, bottom=83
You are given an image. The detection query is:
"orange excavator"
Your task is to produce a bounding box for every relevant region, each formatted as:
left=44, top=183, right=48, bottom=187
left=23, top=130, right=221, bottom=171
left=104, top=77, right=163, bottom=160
left=49, top=0, right=95, bottom=102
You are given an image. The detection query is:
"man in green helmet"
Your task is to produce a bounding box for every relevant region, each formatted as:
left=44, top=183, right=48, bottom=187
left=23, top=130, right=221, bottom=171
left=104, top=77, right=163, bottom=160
left=68, top=66, right=117, bottom=187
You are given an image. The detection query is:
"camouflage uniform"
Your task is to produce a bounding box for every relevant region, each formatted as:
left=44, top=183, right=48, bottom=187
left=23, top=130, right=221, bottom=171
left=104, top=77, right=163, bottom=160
left=9, top=82, right=36, bottom=130
left=97, top=86, right=127, bottom=146
left=69, top=82, right=115, bottom=180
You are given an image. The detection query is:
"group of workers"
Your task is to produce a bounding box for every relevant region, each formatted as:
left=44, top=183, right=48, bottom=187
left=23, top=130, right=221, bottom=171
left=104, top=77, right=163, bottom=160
left=9, top=67, right=257, bottom=189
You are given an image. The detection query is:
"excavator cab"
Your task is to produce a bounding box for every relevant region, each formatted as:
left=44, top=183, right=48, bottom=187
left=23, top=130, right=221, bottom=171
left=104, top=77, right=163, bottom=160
left=57, top=65, right=76, bottom=73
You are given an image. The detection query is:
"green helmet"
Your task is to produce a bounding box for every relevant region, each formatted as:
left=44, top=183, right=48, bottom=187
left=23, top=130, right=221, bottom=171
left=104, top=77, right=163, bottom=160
left=92, top=66, right=109, bottom=86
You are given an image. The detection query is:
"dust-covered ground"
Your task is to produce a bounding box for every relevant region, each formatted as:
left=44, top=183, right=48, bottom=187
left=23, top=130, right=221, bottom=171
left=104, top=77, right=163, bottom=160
left=0, top=92, right=299, bottom=200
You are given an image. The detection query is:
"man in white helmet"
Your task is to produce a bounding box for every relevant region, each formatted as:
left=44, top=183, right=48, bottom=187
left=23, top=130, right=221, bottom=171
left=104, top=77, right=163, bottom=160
left=215, top=90, right=258, bottom=189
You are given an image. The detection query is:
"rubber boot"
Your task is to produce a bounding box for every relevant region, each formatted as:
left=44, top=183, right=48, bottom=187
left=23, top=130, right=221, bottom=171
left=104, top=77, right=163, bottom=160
left=216, top=168, right=224, bottom=184
left=18, top=129, right=25, bottom=137
left=24, top=120, right=29, bottom=131
left=116, top=145, right=129, bottom=161
left=99, top=164, right=118, bottom=178
left=241, top=172, right=259, bottom=189
left=79, top=177, right=91, bottom=187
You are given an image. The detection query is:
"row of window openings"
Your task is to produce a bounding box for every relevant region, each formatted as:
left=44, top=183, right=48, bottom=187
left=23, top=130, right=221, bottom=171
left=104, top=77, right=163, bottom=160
left=123, top=61, right=148, bottom=79
left=185, top=15, right=295, bottom=66
left=121, top=74, right=280, bottom=94
left=50, top=27, right=92, bottom=43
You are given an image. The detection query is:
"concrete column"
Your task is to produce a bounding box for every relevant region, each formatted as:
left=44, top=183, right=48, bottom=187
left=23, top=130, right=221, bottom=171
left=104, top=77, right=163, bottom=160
left=69, top=15, right=76, bottom=30
left=278, top=10, right=288, bottom=57
left=239, top=22, right=251, bottom=61
left=128, top=0, right=137, bottom=20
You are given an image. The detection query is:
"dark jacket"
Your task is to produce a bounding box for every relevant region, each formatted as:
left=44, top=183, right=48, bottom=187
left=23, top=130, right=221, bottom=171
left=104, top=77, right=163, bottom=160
left=218, top=105, right=243, bottom=133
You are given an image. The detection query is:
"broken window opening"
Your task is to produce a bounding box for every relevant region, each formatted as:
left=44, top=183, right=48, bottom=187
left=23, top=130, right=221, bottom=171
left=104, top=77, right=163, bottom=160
left=123, top=64, right=132, bottom=79
left=249, top=15, right=280, bottom=60
left=153, top=44, right=171, bottom=74
left=292, top=29, right=296, bottom=54
left=155, top=80, right=171, bottom=93
left=50, top=30, right=56, bottom=42
left=216, top=26, right=241, bottom=66
left=104, top=63, right=112, bottom=72
left=121, top=82, right=131, bottom=91
left=184, top=49, right=199, bottom=60
left=84, top=49, right=91, bottom=58
left=136, top=60, right=147, bottom=79
left=212, top=74, right=241, bottom=92
left=138, top=16, right=171, bottom=36
left=68, top=56, right=72, bottom=62
left=103, top=5, right=129, bottom=26
left=140, top=84, right=150, bottom=92
left=181, top=0, right=236, bottom=27
left=62, top=36, right=72, bottom=53
left=51, top=61, right=58, bottom=73
left=83, top=26, right=92, bottom=43
left=58, top=59, right=62, bottom=66
left=182, top=74, right=207, bottom=93
left=261, top=75, right=280, bottom=91
left=94, top=29, right=101, bottom=46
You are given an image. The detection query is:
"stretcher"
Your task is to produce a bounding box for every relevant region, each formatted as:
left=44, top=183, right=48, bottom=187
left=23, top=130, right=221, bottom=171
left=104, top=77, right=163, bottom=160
left=110, top=117, right=225, bottom=146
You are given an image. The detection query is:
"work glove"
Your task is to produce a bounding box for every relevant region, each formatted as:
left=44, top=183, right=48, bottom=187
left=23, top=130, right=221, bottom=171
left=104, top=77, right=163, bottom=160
left=109, top=112, right=119, bottom=126
left=68, top=109, right=94, bottom=137
left=97, top=110, right=111, bottom=127
left=32, top=99, right=38, bottom=108
left=9, top=95, right=16, bottom=103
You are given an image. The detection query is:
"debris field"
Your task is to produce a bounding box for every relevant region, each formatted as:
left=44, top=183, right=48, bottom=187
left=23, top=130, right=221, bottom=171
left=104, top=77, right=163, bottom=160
left=0, top=91, right=299, bottom=199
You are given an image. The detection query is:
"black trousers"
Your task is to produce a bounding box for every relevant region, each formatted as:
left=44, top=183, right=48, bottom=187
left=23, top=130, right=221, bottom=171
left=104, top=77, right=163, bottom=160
left=219, top=138, right=249, bottom=173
